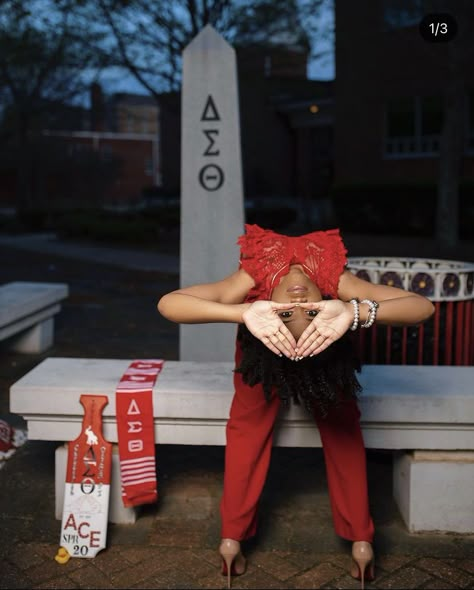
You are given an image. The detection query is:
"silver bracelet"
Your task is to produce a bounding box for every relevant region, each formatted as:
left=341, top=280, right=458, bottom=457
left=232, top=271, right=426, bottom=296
left=360, top=299, right=379, bottom=328
left=349, top=298, right=359, bottom=331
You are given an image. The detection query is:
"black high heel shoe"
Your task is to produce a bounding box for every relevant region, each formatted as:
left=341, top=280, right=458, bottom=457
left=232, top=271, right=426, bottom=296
left=219, top=539, right=247, bottom=589
left=351, top=541, right=375, bottom=589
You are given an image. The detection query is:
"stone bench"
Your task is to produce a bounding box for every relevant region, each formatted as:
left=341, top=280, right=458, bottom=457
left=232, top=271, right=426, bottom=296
left=0, top=282, right=69, bottom=353
left=9, top=357, right=474, bottom=533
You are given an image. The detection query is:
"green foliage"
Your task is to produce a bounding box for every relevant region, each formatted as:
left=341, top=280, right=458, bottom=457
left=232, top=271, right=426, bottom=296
left=10, top=208, right=180, bottom=249
left=2, top=204, right=298, bottom=246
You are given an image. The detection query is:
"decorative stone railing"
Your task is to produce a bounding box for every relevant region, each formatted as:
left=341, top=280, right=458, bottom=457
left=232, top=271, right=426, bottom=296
left=346, top=257, right=474, bottom=366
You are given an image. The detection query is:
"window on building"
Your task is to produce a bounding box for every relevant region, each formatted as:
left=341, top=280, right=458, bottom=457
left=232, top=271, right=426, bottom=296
left=100, top=143, right=113, bottom=161
left=383, top=0, right=424, bottom=29
left=421, top=96, right=443, bottom=135
left=127, top=112, right=134, bottom=133
left=387, top=97, right=415, bottom=137
left=145, top=157, right=153, bottom=176
left=69, top=142, right=90, bottom=156
left=385, top=95, right=444, bottom=157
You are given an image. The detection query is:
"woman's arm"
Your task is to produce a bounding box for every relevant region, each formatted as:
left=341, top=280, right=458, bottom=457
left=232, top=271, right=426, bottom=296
left=337, top=270, right=435, bottom=326
left=157, top=269, right=298, bottom=357
left=295, top=270, right=435, bottom=358
left=157, top=269, right=254, bottom=324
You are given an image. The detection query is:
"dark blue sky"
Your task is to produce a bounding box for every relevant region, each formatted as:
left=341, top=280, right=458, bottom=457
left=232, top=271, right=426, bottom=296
left=97, top=4, right=335, bottom=97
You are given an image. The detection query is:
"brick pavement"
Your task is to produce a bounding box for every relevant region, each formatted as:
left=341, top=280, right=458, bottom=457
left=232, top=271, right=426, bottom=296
left=1, top=238, right=474, bottom=589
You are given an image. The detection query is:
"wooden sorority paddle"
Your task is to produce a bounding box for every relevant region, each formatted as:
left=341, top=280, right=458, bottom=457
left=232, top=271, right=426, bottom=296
left=56, top=394, right=111, bottom=562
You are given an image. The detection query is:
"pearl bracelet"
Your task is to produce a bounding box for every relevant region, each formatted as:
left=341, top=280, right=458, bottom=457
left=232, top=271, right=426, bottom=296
left=360, top=299, right=379, bottom=328
left=349, top=298, right=359, bottom=331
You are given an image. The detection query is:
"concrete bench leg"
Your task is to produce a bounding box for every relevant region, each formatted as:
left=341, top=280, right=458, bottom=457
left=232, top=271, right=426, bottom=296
left=55, top=443, right=137, bottom=525
left=9, top=318, right=54, bottom=353
left=393, top=450, right=474, bottom=533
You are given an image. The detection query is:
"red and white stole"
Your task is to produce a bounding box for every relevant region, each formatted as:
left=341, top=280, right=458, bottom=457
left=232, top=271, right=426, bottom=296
left=115, top=360, right=164, bottom=507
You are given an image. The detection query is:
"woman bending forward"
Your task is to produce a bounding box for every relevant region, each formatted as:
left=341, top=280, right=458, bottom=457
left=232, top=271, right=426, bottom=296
left=158, top=224, right=434, bottom=589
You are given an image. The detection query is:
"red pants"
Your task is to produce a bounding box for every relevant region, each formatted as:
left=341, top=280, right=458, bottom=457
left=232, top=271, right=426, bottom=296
left=220, top=346, right=374, bottom=543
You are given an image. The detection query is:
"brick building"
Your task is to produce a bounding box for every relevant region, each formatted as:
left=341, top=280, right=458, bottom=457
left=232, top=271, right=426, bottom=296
left=42, top=86, right=160, bottom=209
left=43, top=130, right=159, bottom=208
left=158, top=42, right=335, bottom=207
left=334, top=0, right=474, bottom=187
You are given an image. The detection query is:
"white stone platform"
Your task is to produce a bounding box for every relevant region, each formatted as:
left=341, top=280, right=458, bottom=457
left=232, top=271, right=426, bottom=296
left=9, top=358, right=474, bottom=531
left=0, top=282, right=69, bottom=353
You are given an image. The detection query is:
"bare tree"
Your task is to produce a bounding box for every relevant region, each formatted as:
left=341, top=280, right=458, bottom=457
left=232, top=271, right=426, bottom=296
left=233, top=0, right=333, bottom=69
left=0, top=0, right=108, bottom=209
left=93, top=0, right=332, bottom=96
left=94, top=0, right=235, bottom=96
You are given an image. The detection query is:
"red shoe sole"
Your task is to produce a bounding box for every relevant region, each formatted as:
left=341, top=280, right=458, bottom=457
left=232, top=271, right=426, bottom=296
left=353, top=565, right=375, bottom=582
left=221, top=561, right=245, bottom=577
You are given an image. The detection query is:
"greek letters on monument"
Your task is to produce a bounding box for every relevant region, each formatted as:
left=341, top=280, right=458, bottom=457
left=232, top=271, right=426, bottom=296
left=199, top=95, right=224, bottom=191
left=180, top=25, right=244, bottom=361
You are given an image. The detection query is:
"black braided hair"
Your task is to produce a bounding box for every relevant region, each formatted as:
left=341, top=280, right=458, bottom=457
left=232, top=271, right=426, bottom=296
left=235, top=324, right=362, bottom=418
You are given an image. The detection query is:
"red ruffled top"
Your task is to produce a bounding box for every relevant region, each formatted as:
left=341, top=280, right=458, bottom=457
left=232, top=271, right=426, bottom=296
left=237, top=224, right=348, bottom=302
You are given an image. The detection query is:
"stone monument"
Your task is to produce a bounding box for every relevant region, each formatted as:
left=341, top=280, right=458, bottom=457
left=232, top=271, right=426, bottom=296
left=180, top=25, right=244, bottom=361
